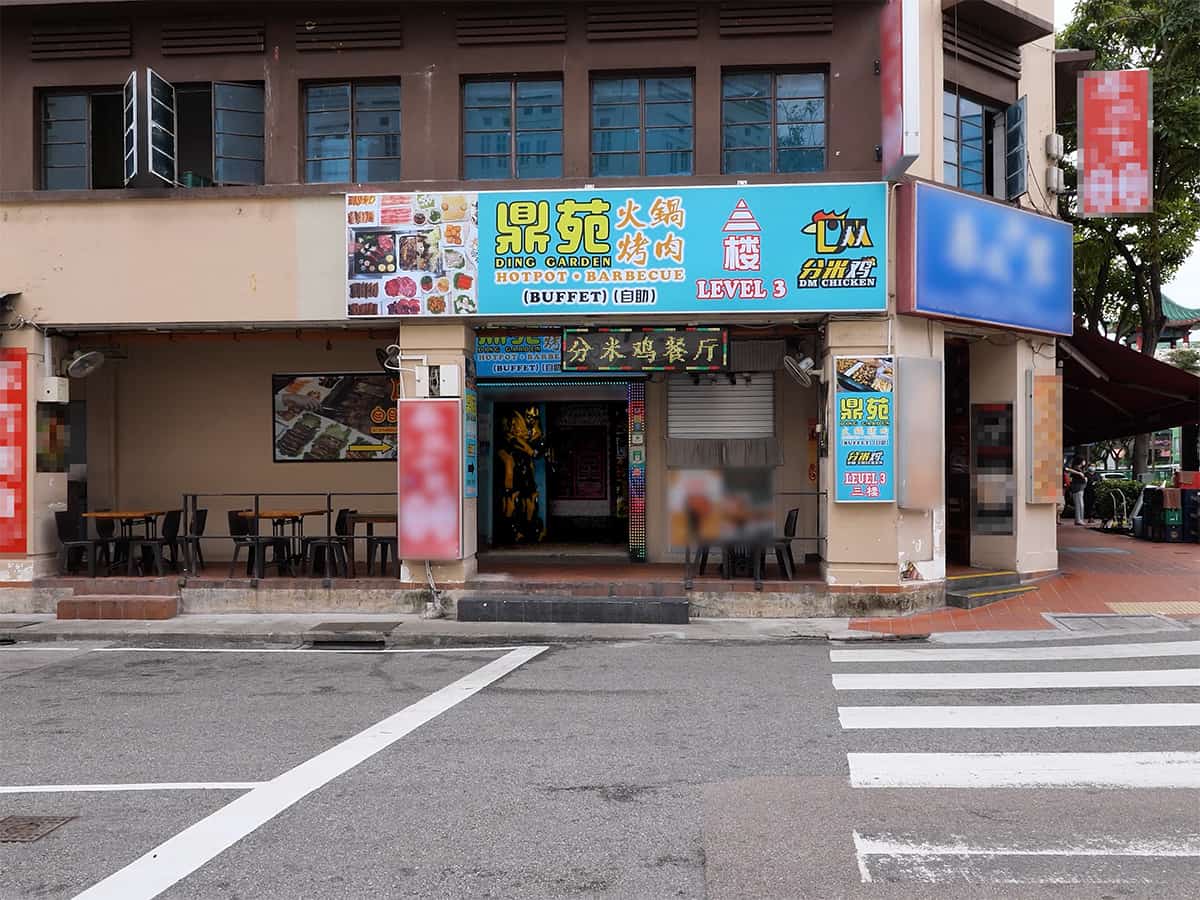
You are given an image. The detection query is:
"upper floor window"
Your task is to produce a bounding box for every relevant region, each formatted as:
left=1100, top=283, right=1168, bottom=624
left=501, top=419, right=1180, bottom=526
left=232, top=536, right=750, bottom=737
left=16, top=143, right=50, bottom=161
left=591, top=75, right=694, bottom=177
left=943, top=90, right=996, bottom=195
left=463, top=78, right=563, bottom=180
left=41, top=90, right=123, bottom=190
left=304, top=82, right=401, bottom=184
left=721, top=71, right=825, bottom=174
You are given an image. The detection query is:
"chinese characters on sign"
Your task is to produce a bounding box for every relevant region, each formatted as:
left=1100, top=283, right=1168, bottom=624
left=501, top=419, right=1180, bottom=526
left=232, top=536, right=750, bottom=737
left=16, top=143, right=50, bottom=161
left=561, top=328, right=728, bottom=373
left=346, top=183, right=887, bottom=318
left=834, top=356, right=895, bottom=503
left=464, top=387, right=478, bottom=499
left=474, top=334, right=562, bottom=377
left=1078, top=70, right=1153, bottom=217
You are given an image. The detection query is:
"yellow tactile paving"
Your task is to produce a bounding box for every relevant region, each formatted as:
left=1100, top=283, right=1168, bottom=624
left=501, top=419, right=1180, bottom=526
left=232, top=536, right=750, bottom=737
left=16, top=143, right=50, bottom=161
left=1107, top=601, right=1200, bottom=615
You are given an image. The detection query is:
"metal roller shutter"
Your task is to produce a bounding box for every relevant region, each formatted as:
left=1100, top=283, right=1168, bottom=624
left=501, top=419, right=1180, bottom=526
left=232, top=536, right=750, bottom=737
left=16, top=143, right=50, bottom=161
left=667, top=374, right=774, bottom=438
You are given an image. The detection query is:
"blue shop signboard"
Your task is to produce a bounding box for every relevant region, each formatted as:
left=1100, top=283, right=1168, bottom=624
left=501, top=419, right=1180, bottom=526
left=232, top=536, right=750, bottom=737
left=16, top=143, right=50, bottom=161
left=474, top=334, right=562, bottom=377
left=344, top=183, right=887, bottom=318
left=898, top=181, right=1073, bottom=335
left=834, top=356, right=895, bottom=503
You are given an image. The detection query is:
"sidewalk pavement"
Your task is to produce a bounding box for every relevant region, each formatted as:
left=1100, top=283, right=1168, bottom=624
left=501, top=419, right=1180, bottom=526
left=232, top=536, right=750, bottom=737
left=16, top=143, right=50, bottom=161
left=849, top=523, right=1200, bottom=635
left=0, top=612, right=857, bottom=646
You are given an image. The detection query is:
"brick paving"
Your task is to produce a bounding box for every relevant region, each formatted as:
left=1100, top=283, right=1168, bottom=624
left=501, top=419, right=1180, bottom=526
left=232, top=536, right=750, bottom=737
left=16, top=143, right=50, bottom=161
left=850, top=525, right=1200, bottom=635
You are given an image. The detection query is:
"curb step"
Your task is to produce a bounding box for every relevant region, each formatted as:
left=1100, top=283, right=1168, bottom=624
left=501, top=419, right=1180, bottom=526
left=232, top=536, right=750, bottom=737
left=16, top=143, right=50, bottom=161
left=946, top=584, right=1038, bottom=610
left=56, top=595, right=179, bottom=620
left=457, top=595, right=689, bottom=625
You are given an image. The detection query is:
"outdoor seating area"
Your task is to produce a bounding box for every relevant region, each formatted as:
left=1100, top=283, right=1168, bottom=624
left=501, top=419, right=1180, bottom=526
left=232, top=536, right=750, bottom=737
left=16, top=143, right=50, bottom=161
left=55, top=492, right=402, bottom=581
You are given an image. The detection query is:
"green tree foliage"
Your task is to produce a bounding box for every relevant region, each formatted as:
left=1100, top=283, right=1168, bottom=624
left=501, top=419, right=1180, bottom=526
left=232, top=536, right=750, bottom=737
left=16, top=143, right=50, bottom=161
left=1163, top=346, right=1200, bottom=373
left=1059, top=0, right=1200, bottom=349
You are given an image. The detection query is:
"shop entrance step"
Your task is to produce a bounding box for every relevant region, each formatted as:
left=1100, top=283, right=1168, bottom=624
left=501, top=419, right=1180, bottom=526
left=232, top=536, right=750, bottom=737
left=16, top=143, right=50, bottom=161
left=945, top=569, right=1020, bottom=592
left=946, top=583, right=1038, bottom=610
left=56, top=595, right=179, bottom=620
left=456, top=594, right=689, bottom=625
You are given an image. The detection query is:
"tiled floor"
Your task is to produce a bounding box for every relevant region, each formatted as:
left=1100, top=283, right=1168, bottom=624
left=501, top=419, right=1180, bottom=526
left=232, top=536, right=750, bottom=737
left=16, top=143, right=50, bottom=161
left=850, top=524, right=1200, bottom=634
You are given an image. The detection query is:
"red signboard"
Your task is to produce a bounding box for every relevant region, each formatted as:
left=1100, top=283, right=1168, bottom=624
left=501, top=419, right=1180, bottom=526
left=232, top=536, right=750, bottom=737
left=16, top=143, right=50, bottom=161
left=1078, top=69, right=1153, bottom=216
left=0, top=349, right=27, bottom=554
left=880, top=0, right=919, bottom=180
left=398, top=398, right=462, bottom=561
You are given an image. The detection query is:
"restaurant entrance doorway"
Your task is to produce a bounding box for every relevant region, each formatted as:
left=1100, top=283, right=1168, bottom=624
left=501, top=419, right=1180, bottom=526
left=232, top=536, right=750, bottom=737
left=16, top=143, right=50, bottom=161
left=477, top=380, right=632, bottom=553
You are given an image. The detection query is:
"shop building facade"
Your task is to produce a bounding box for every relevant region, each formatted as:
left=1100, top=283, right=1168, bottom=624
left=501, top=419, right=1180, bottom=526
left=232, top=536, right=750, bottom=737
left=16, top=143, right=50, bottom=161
left=0, top=0, right=1069, bottom=614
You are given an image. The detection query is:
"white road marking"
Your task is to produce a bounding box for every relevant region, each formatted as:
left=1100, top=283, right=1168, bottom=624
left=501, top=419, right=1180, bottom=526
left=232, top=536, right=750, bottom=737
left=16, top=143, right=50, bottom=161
left=72, top=644, right=547, bottom=900
left=848, top=751, right=1200, bottom=788
left=833, top=668, right=1200, bottom=691
left=0, top=782, right=262, bottom=794
left=90, top=646, right=521, bottom=654
left=831, top=640, right=1200, bottom=663
left=839, top=703, right=1200, bottom=730
left=853, top=831, right=1200, bottom=885
left=853, top=832, right=1200, bottom=858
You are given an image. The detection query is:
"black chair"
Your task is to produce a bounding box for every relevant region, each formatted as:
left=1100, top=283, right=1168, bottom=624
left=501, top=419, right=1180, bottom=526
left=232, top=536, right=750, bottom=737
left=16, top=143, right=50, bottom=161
left=366, top=529, right=399, bottom=577
left=182, top=508, right=208, bottom=573
left=228, top=510, right=290, bottom=579
left=762, top=507, right=799, bottom=581
left=55, top=511, right=98, bottom=577
left=303, top=508, right=355, bottom=578
left=129, top=509, right=183, bottom=576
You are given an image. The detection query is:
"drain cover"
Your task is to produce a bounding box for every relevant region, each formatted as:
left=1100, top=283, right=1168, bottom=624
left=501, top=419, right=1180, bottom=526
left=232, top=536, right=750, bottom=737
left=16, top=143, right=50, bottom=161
left=1046, top=614, right=1185, bottom=633
left=0, top=816, right=75, bottom=842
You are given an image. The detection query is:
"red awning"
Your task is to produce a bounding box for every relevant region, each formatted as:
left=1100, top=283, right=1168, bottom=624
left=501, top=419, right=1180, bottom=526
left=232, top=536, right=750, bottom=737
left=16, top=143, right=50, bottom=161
left=1061, top=328, right=1200, bottom=444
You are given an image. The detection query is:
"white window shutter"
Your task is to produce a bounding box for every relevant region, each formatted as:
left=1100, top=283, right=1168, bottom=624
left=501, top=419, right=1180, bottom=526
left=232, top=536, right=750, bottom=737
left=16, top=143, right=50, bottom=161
left=122, top=71, right=137, bottom=185
left=147, top=67, right=177, bottom=185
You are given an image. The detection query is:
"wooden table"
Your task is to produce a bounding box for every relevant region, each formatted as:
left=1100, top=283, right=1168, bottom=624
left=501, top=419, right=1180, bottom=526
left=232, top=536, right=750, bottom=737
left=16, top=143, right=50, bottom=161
left=238, top=509, right=328, bottom=569
left=347, top=513, right=398, bottom=578
left=82, top=510, right=168, bottom=539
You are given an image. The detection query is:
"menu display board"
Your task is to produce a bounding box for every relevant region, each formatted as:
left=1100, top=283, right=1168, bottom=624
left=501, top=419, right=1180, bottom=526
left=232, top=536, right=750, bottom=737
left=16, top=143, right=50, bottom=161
left=345, top=182, right=887, bottom=318
left=834, top=356, right=895, bottom=503
left=272, top=373, right=397, bottom=462
left=562, top=327, right=727, bottom=372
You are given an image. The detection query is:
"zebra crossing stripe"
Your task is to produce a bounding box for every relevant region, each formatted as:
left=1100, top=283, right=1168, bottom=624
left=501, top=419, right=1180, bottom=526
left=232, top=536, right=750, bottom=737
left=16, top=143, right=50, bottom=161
left=847, top=751, right=1200, bottom=788
left=833, top=668, right=1200, bottom=691
left=838, top=703, right=1200, bottom=730
left=830, top=640, right=1200, bottom=663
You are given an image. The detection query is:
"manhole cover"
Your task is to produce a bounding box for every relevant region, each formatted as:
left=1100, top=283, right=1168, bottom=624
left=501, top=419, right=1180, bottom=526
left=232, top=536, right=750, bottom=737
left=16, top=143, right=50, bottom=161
left=0, top=816, right=75, bottom=842
left=309, top=621, right=401, bottom=633
left=1045, top=614, right=1185, bottom=633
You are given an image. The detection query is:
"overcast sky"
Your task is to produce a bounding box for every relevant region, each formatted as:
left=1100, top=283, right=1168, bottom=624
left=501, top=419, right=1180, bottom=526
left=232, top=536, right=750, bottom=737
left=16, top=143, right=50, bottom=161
left=1054, top=0, right=1198, bottom=306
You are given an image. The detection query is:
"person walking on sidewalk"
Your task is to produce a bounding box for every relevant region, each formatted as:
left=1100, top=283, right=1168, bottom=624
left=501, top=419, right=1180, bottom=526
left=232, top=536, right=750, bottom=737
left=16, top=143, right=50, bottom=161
left=1065, top=457, right=1087, bottom=525
left=1084, top=464, right=1101, bottom=523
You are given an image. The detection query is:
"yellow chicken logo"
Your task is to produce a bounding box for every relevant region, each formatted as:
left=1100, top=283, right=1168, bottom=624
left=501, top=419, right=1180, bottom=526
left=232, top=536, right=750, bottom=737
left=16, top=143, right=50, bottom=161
left=801, top=210, right=874, bottom=254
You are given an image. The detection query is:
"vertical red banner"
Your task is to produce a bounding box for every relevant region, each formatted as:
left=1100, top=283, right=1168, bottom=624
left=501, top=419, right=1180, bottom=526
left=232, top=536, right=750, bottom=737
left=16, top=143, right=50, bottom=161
left=0, top=349, right=27, bottom=554
left=398, top=398, right=462, bottom=561
left=880, top=0, right=919, bottom=180
left=1079, top=69, right=1153, bottom=216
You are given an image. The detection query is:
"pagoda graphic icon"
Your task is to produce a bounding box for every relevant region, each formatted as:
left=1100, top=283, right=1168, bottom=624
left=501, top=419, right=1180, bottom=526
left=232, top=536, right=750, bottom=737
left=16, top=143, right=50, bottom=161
left=722, top=199, right=761, bottom=233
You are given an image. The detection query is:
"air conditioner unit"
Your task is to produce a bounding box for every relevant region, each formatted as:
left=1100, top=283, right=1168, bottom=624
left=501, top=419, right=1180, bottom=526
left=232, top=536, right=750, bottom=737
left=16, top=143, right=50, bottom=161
left=1045, top=166, right=1065, bottom=194
left=1045, top=132, right=1064, bottom=161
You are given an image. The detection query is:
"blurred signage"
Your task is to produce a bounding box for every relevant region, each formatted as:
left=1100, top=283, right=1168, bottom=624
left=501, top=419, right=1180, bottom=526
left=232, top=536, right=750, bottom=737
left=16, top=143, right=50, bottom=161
left=345, top=183, right=887, bottom=318
left=464, top=388, right=478, bottom=499
left=474, top=334, right=562, bottom=377
left=896, top=181, right=1073, bottom=336
left=0, top=349, right=27, bottom=553
left=834, top=356, right=895, bottom=503
left=398, top=399, right=462, bottom=560
left=561, top=327, right=728, bottom=372
left=880, top=0, right=920, bottom=179
left=1078, top=69, right=1153, bottom=217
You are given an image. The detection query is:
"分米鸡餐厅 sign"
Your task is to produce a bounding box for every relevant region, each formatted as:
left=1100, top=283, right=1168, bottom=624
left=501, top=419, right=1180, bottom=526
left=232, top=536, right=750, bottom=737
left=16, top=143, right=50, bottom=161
left=344, top=183, right=886, bottom=318
left=562, top=328, right=727, bottom=373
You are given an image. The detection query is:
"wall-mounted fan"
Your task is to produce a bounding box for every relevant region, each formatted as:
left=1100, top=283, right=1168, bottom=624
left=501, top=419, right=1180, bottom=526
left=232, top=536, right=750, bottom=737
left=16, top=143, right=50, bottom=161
left=65, top=350, right=106, bottom=378
left=784, top=354, right=822, bottom=388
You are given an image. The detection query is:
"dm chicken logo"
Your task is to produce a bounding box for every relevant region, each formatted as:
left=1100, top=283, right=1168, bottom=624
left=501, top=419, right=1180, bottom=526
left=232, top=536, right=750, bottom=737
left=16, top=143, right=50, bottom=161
left=796, top=209, right=878, bottom=290
left=801, top=210, right=874, bottom=255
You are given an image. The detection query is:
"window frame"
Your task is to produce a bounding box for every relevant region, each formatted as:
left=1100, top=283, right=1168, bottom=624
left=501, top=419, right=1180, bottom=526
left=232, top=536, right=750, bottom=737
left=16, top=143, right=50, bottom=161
left=302, top=79, right=402, bottom=185
left=720, top=68, right=827, bottom=176
left=40, top=88, right=120, bottom=191
left=942, top=84, right=1000, bottom=197
left=461, top=75, right=564, bottom=181
left=589, top=71, right=695, bottom=179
